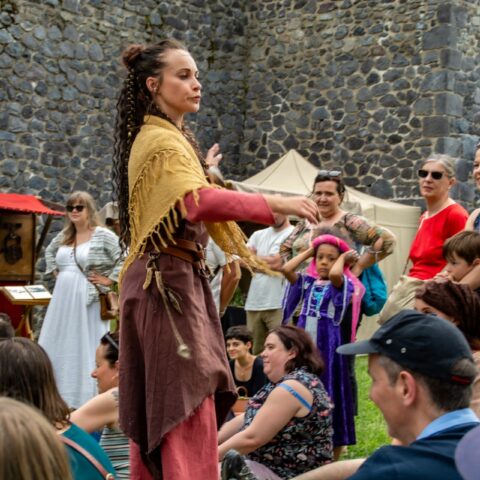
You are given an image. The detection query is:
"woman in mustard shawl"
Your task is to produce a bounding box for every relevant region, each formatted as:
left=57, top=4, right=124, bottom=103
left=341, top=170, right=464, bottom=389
left=112, top=39, right=318, bottom=480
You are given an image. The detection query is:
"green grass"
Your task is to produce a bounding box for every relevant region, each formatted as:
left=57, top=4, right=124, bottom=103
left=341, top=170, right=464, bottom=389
left=342, top=355, right=390, bottom=459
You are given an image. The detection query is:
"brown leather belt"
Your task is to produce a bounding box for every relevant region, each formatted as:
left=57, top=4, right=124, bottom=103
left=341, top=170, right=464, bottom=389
left=156, top=238, right=210, bottom=277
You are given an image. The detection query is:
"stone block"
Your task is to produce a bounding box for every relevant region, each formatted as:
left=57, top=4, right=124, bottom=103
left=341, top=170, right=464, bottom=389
left=440, top=49, right=462, bottom=70
left=434, top=92, right=463, bottom=117
left=462, top=136, right=479, bottom=160
left=453, top=157, right=471, bottom=181
left=437, top=4, right=468, bottom=28
left=413, top=98, right=433, bottom=115
left=436, top=137, right=461, bottom=158
left=422, top=25, right=456, bottom=50
left=423, top=117, right=450, bottom=137
left=421, top=71, right=454, bottom=92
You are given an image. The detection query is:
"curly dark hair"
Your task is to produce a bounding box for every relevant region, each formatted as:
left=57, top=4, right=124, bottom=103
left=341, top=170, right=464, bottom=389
left=269, top=325, right=324, bottom=377
left=112, top=39, right=207, bottom=250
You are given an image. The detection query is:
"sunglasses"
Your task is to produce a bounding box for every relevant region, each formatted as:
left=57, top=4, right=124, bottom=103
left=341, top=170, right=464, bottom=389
left=101, top=332, right=119, bottom=350
left=66, top=205, right=85, bottom=212
left=317, top=170, right=342, bottom=178
left=418, top=169, right=445, bottom=180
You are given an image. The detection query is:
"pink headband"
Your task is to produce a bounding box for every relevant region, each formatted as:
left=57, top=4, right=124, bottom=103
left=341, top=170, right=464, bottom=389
left=306, top=234, right=351, bottom=278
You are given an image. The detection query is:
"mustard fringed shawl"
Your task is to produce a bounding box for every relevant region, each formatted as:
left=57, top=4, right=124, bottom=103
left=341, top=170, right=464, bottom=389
left=120, top=115, right=271, bottom=283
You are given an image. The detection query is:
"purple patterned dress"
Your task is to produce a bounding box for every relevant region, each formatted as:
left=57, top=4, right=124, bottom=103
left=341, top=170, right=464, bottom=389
left=283, top=273, right=356, bottom=447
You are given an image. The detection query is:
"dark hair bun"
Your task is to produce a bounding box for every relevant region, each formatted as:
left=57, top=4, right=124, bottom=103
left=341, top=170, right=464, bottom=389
left=122, top=44, right=145, bottom=69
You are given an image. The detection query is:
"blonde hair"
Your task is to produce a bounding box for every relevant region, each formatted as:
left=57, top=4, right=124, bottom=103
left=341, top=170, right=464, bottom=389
left=422, top=154, right=456, bottom=178
left=62, top=191, right=102, bottom=245
left=0, top=397, right=72, bottom=480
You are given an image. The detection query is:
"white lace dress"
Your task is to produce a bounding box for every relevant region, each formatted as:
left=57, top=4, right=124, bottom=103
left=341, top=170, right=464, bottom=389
left=39, top=241, right=108, bottom=408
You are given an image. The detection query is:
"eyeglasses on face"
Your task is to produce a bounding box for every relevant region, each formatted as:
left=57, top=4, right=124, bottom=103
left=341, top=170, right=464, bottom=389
left=66, top=205, right=85, bottom=212
left=101, top=332, right=119, bottom=350
left=418, top=169, right=445, bottom=180
left=317, top=170, right=342, bottom=178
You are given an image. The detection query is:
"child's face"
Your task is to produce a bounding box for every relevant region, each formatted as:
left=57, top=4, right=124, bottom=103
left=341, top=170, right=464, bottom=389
left=444, top=253, right=476, bottom=282
left=315, top=244, right=340, bottom=279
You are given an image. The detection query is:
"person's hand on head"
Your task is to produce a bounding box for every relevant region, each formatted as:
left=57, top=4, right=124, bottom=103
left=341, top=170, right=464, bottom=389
left=343, top=249, right=359, bottom=266
left=206, top=143, right=223, bottom=168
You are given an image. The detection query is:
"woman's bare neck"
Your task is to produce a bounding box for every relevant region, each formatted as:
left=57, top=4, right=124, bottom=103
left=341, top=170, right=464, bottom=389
left=236, top=353, right=255, bottom=368
left=319, top=208, right=346, bottom=225
left=425, top=196, right=454, bottom=217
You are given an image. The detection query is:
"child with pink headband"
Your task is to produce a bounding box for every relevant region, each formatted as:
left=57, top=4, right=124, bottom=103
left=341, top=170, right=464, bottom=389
left=282, top=233, right=365, bottom=455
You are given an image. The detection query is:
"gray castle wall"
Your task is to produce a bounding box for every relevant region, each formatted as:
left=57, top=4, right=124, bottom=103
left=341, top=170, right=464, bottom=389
left=1, top=0, right=479, bottom=214
left=241, top=0, right=480, bottom=206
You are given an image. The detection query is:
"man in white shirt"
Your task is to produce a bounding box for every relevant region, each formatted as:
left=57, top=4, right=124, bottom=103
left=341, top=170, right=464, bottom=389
left=244, top=214, right=294, bottom=354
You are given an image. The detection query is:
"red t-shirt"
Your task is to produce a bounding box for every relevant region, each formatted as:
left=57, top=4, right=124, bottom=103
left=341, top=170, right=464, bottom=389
left=408, top=203, right=468, bottom=280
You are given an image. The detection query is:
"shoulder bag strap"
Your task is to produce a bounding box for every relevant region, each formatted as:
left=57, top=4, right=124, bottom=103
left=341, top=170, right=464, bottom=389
left=73, top=240, right=103, bottom=295
left=60, top=435, right=114, bottom=479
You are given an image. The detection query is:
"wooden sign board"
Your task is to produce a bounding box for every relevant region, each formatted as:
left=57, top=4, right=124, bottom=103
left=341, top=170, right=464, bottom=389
left=0, top=212, right=35, bottom=282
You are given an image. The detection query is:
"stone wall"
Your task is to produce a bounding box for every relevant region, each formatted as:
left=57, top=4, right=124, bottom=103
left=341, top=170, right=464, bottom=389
left=0, top=0, right=247, bottom=208
left=1, top=0, right=479, bottom=216
left=241, top=0, right=480, bottom=206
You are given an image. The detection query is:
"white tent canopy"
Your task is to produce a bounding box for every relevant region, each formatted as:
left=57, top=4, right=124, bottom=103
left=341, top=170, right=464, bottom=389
left=232, top=149, right=421, bottom=294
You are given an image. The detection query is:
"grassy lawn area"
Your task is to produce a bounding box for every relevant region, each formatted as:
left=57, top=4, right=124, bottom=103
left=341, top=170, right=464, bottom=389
left=342, top=355, right=391, bottom=459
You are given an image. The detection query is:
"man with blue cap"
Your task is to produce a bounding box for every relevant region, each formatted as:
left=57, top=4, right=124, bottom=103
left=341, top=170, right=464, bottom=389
left=222, top=310, right=480, bottom=480
left=291, top=309, right=480, bottom=480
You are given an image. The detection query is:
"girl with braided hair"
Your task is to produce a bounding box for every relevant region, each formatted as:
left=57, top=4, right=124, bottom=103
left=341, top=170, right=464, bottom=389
left=112, top=39, right=319, bottom=479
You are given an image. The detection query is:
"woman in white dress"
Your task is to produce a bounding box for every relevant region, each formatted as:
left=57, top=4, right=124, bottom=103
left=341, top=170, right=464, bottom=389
left=39, top=191, right=123, bottom=408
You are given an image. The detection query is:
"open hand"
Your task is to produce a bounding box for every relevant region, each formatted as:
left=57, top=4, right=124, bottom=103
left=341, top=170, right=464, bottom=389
left=87, top=271, right=113, bottom=287
left=206, top=143, right=223, bottom=168
left=265, top=195, right=319, bottom=224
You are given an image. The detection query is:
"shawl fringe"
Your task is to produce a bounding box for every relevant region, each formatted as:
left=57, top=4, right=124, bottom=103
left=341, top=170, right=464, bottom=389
left=119, top=116, right=276, bottom=286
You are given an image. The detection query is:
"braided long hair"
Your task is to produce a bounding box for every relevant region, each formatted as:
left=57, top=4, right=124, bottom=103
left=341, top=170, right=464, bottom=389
left=112, top=39, right=206, bottom=250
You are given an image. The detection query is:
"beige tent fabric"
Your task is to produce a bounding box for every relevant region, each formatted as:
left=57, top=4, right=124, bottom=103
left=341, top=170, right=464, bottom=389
left=99, top=201, right=119, bottom=223
left=231, top=149, right=421, bottom=336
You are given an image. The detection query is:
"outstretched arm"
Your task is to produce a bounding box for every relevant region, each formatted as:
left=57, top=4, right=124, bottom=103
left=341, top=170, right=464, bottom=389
left=182, top=189, right=318, bottom=225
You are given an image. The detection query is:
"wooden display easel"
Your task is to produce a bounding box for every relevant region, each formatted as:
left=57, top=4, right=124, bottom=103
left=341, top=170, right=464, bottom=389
left=0, top=286, right=51, bottom=338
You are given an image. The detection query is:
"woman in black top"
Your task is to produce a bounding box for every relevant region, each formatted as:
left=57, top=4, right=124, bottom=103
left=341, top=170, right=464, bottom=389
left=226, top=326, right=267, bottom=397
